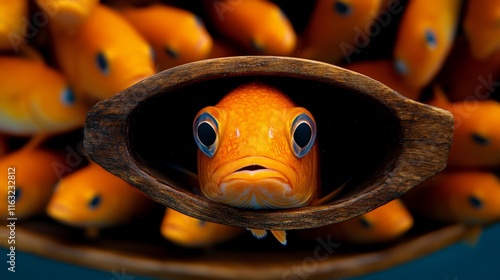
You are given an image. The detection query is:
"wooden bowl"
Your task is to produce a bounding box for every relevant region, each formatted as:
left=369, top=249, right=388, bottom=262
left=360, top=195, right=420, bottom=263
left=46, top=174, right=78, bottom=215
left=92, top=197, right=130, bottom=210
left=84, top=56, right=454, bottom=230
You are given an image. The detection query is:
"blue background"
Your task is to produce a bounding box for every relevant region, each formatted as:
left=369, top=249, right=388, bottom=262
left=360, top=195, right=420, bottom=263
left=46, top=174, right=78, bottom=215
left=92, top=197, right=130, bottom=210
left=1, top=222, right=499, bottom=280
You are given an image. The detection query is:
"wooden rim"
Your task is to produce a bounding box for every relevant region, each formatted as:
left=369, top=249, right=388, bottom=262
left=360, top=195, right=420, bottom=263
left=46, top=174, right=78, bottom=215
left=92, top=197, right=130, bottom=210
left=84, top=56, right=453, bottom=230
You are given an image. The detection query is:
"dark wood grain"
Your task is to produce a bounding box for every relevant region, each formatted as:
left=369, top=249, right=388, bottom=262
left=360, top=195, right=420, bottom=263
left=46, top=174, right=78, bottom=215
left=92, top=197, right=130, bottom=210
left=84, top=56, right=454, bottom=230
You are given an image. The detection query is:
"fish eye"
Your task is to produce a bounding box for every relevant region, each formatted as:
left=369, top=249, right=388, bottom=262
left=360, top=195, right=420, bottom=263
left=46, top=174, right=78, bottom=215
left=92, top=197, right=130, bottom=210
left=194, top=16, right=205, bottom=27
left=194, top=112, right=219, bottom=157
left=165, top=46, right=179, bottom=59
left=250, top=38, right=265, bottom=53
left=291, top=113, right=317, bottom=158
left=394, top=59, right=408, bottom=76
left=471, top=133, right=490, bottom=146
left=60, top=87, right=76, bottom=106
left=359, top=217, right=372, bottom=229
left=424, top=28, right=437, bottom=49
left=96, top=52, right=110, bottom=75
left=468, top=195, right=483, bottom=209
left=198, top=220, right=207, bottom=227
left=14, top=188, right=22, bottom=202
left=334, top=1, right=352, bottom=16
left=88, top=194, right=102, bottom=209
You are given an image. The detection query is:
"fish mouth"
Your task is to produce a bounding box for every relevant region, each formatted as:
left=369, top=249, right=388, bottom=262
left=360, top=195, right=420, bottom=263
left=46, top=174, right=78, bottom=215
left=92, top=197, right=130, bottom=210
left=205, top=157, right=310, bottom=209
left=47, top=202, right=77, bottom=224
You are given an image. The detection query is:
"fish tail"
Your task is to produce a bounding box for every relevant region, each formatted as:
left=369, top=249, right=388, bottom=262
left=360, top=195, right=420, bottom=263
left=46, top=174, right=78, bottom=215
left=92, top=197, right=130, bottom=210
left=248, top=228, right=267, bottom=239
left=270, top=230, right=287, bottom=246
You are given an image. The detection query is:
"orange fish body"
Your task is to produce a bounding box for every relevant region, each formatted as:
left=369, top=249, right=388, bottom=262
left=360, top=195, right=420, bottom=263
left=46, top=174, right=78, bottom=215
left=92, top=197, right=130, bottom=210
left=35, top=0, right=99, bottom=35
left=50, top=4, right=156, bottom=101
left=344, top=60, right=421, bottom=100
left=0, top=0, right=28, bottom=51
left=206, top=0, right=296, bottom=56
left=120, top=4, right=213, bottom=71
left=404, top=171, right=500, bottom=225
left=297, top=0, right=383, bottom=64
left=298, top=199, right=413, bottom=244
left=427, top=87, right=500, bottom=168
left=463, top=0, right=500, bottom=61
left=194, top=82, right=320, bottom=244
left=161, top=208, right=245, bottom=248
left=47, top=162, right=154, bottom=235
left=0, top=147, right=65, bottom=219
left=0, top=56, right=87, bottom=136
left=393, top=0, right=461, bottom=89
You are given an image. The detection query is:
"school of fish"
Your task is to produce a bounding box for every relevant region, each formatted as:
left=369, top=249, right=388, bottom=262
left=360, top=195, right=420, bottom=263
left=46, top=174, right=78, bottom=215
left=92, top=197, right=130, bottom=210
left=0, top=0, right=498, bottom=253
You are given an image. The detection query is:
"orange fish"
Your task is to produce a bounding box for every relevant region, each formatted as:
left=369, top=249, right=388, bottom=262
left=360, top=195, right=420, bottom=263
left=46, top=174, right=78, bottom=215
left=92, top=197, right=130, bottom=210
left=427, top=86, right=500, bottom=168
left=50, top=4, right=156, bottom=102
left=344, top=59, right=421, bottom=100
left=393, top=0, right=461, bottom=89
left=463, top=0, right=500, bottom=61
left=0, top=0, right=28, bottom=51
left=0, top=56, right=88, bottom=136
left=193, top=82, right=344, bottom=245
left=296, top=0, right=383, bottom=64
left=404, top=170, right=500, bottom=225
left=161, top=208, right=245, bottom=248
left=206, top=0, right=296, bottom=55
left=298, top=199, right=413, bottom=244
left=35, top=0, right=99, bottom=35
left=47, top=162, right=155, bottom=237
left=0, top=147, right=65, bottom=219
left=120, top=4, right=213, bottom=71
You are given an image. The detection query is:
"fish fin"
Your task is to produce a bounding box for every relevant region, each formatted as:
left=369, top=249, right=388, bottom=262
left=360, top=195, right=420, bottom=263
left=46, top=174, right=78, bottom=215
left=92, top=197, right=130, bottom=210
left=427, top=85, right=451, bottom=110
left=312, top=174, right=355, bottom=206
left=270, top=230, right=287, bottom=246
left=248, top=228, right=267, bottom=239
left=85, top=227, right=100, bottom=239
left=461, top=226, right=483, bottom=247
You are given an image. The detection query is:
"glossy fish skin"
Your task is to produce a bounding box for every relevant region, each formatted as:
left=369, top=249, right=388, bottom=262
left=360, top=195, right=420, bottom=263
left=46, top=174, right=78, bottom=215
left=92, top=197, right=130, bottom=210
left=50, top=4, right=156, bottom=101
left=0, top=56, right=87, bottom=136
left=344, top=59, right=421, bottom=100
left=0, top=0, right=28, bottom=50
left=161, top=208, right=245, bottom=248
left=404, top=171, right=500, bottom=225
left=393, top=0, right=461, bottom=90
left=35, top=0, right=99, bottom=35
left=194, top=82, right=319, bottom=210
left=0, top=147, right=65, bottom=219
left=463, top=0, right=500, bottom=60
left=298, top=199, right=413, bottom=244
left=206, top=0, right=296, bottom=56
left=297, top=0, right=383, bottom=64
left=120, top=4, right=213, bottom=71
left=427, top=87, right=500, bottom=168
left=47, top=162, right=154, bottom=232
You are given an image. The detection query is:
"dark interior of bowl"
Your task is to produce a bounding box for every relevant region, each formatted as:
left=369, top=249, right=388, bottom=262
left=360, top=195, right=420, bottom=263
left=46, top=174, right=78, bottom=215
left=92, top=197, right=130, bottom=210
left=128, top=76, right=402, bottom=202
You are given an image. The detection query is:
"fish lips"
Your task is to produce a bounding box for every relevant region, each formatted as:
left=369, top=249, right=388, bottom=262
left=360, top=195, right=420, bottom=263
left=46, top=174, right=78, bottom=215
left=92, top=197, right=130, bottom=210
left=205, top=157, right=310, bottom=209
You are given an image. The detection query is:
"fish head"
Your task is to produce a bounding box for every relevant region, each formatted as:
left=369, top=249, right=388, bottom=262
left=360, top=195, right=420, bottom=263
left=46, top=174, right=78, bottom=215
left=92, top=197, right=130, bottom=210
left=463, top=0, right=500, bottom=60
left=36, top=0, right=98, bottom=32
left=194, top=83, right=318, bottom=209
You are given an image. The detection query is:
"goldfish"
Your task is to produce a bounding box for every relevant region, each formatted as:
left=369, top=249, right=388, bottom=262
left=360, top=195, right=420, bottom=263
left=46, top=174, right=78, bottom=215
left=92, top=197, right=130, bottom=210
left=404, top=170, right=500, bottom=225
left=344, top=59, right=421, bottom=100
left=50, top=3, right=156, bottom=102
left=47, top=162, right=155, bottom=237
left=298, top=199, right=413, bottom=244
left=0, top=0, right=28, bottom=51
left=193, top=82, right=346, bottom=245
left=120, top=4, right=213, bottom=71
left=35, top=0, right=99, bottom=35
left=463, top=0, right=500, bottom=61
left=0, top=146, right=66, bottom=219
left=161, top=208, right=245, bottom=248
left=296, top=0, right=383, bottom=64
left=206, top=0, right=296, bottom=56
left=393, top=0, right=461, bottom=89
left=0, top=56, right=88, bottom=136
left=427, top=86, right=500, bottom=168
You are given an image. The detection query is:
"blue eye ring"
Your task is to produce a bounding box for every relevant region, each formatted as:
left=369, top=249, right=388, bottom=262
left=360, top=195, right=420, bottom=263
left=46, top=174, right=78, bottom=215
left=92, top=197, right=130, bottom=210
left=468, top=195, right=483, bottom=209
left=359, top=217, right=372, bottom=229
left=165, top=46, right=179, bottom=59
left=60, top=87, right=76, bottom=106
left=394, top=59, right=409, bottom=76
left=471, top=133, right=490, bottom=146
left=89, top=194, right=102, bottom=209
left=14, top=188, right=22, bottom=202
left=424, top=28, right=437, bottom=49
left=291, top=113, right=317, bottom=158
left=334, top=1, right=352, bottom=16
left=194, top=112, right=219, bottom=157
left=198, top=220, right=207, bottom=227
left=96, top=52, right=110, bottom=75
